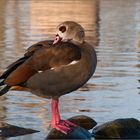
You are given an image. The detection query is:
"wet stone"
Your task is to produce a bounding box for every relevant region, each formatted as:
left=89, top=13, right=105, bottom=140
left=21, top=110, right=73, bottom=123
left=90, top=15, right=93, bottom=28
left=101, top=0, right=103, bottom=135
left=46, top=126, right=92, bottom=140
left=46, top=115, right=97, bottom=139
left=0, top=123, right=39, bottom=138
left=68, top=115, right=97, bottom=130
left=92, top=118, right=140, bottom=139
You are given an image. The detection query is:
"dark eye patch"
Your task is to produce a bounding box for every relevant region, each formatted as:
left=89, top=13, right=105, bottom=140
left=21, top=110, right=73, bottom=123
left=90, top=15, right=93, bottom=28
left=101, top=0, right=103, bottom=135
left=59, top=26, right=66, bottom=33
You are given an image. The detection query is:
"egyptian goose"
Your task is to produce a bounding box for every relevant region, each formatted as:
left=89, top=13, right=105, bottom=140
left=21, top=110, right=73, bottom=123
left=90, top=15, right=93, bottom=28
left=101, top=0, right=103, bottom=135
left=0, top=21, right=97, bottom=134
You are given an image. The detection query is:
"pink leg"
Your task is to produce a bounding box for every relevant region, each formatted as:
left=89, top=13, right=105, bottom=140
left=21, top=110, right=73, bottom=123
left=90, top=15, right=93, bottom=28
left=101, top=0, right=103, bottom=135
left=51, top=98, right=77, bottom=134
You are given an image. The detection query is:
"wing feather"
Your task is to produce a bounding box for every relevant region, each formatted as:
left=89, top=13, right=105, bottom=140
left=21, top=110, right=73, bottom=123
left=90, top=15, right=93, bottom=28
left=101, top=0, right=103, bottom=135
left=0, top=41, right=81, bottom=87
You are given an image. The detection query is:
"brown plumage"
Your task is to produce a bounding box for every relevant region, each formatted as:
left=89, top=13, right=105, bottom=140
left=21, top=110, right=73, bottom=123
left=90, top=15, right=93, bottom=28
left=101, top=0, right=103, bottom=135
left=0, top=41, right=81, bottom=88
left=0, top=21, right=97, bottom=134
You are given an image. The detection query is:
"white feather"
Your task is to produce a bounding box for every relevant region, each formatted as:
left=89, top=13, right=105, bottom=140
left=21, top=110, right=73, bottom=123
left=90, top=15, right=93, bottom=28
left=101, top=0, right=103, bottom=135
left=50, top=60, right=79, bottom=70
left=68, top=60, right=79, bottom=65
left=38, top=70, right=43, bottom=73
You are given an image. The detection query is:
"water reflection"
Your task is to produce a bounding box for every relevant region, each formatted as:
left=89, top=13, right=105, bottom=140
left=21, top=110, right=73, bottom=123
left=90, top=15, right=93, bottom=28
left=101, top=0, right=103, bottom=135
left=0, top=0, right=99, bottom=139
left=0, top=0, right=140, bottom=139
left=29, top=0, right=99, bottom=45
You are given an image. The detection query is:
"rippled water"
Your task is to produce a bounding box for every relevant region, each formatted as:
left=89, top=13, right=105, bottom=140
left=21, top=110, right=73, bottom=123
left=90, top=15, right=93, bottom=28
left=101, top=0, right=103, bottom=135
left=0, top=0, right=140, bottom=139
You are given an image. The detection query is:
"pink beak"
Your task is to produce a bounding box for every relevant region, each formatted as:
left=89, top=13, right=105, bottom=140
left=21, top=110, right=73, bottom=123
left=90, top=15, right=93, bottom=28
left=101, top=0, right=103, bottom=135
left=53, top=35, right=62, bottom=44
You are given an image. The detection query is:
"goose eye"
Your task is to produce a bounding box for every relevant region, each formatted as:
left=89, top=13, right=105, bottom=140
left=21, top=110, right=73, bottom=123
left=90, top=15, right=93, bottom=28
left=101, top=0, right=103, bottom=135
left=59, top=26, right=66, bottom=33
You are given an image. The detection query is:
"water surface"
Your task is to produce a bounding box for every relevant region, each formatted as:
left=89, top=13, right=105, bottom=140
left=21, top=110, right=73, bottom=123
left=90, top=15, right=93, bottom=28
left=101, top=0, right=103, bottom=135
left=0, top=0, right=140, bottom=139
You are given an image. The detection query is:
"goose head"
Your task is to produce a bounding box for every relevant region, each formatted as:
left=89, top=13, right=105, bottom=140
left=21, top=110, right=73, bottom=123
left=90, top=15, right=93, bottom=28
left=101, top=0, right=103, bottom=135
left=53, top=21, right=85, bottom=45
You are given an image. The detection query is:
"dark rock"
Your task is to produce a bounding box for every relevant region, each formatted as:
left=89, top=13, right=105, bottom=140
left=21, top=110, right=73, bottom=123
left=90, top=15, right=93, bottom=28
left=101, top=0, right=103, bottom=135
left=68, top=115, right=97, bottom=130
left=46, top=115, right=97, bottom=139
left=92, top=118, right=140, bottom=139
left=0, top=123, right=39, bottom=138
left=46, top=126, right=92, bottom=140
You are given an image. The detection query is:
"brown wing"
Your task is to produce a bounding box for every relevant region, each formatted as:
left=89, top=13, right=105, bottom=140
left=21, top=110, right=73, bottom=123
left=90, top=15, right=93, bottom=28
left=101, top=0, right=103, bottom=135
left=3, top=41, right=81, bottom=86
left=0, top=40, right=52, bottom=86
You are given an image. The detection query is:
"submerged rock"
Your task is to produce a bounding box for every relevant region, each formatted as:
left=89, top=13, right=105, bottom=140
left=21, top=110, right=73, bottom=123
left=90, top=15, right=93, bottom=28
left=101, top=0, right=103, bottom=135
left=46, top=115, right=97, bottom=139
left=0, top=123, right=39, bottom=138
left=92, top=118, right=140, bottom=139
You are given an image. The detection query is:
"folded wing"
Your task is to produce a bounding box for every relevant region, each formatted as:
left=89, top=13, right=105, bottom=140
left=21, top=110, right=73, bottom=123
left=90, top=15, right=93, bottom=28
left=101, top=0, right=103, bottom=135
left=0, top=41, right=81, bottom=95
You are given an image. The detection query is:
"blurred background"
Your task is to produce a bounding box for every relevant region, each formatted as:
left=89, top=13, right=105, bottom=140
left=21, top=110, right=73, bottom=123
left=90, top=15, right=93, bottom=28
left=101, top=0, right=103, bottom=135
left=0, top=0, right=140, bottom=139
